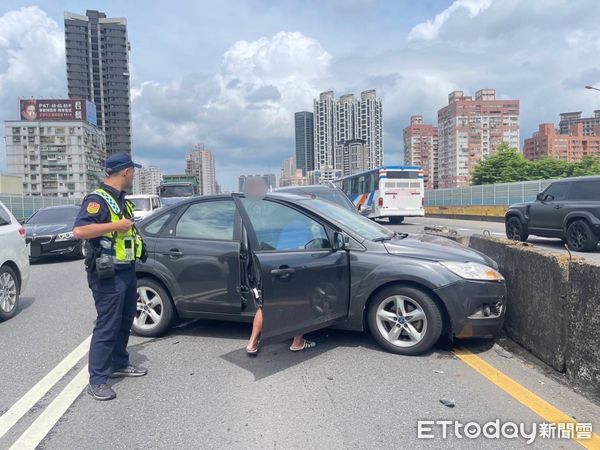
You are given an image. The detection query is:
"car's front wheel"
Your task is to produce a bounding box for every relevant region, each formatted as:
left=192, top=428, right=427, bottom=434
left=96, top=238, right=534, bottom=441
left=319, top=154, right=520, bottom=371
left=565, top=220, right=599, bottom=252
left=367, top=285, right=442, bottom=356
left=132, top=278, right=175, bottom=337
left=388, top=216, right=404, bottom=225
left=505, top=216, right=528, bottom=241
left=0, top=266, right=20, bottom=321
left=71, top=240, right=87, bottom=259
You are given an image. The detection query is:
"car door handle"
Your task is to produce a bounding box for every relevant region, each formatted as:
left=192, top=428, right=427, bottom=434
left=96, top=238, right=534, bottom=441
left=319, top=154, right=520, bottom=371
left=554, top=205, right=562, bottom=209
left=165, top=248, right=183, bottom=258
left=271, top=267, right=295, bottom=278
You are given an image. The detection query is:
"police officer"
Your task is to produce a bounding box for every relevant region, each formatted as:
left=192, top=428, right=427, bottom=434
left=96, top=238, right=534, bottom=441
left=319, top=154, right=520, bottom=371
left=73, top=152, right=147, bottom=401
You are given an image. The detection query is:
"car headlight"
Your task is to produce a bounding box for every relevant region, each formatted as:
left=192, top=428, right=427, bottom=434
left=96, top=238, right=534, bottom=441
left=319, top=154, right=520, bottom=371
left=55, top=232, right=75, bottom=242
left=439, top=261, right=504, bottom=281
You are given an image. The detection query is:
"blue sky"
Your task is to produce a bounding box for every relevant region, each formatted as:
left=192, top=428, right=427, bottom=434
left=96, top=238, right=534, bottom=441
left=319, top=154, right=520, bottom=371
left=1, top=0, right=600, bottom=191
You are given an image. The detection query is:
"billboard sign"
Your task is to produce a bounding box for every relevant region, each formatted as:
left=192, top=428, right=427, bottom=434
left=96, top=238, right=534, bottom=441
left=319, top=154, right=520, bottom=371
left=19, top=99, right=97, bottom=124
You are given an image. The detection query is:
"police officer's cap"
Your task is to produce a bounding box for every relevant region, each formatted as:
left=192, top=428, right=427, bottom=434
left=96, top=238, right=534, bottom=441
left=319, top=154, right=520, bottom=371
left=106, top=152, right=142, bottom=174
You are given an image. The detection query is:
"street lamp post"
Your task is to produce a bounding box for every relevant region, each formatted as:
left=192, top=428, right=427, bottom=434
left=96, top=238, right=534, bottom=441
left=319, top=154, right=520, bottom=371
left=585, top=85, right=600, bottom=92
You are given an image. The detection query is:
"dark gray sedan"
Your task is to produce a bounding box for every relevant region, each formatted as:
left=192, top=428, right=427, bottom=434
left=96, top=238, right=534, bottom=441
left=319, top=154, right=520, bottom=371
left=133, top=193, right=506, bottom=355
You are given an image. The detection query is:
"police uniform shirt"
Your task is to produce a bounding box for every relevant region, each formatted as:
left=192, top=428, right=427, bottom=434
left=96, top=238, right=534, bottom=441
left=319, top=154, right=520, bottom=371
left=74, top=183, right=128, bottom=248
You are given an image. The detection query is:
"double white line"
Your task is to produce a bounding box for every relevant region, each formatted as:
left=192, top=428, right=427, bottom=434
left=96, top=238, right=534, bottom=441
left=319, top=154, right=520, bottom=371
left=0, top=335, right=91, bottom=449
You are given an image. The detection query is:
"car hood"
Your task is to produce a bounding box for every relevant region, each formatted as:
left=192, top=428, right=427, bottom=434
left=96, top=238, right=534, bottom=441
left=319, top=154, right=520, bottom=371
left=508, top=201, right=532, bottom=209
left=24, top=223, right=72, bottom=236
left=384, top=233, right=498, bottom=268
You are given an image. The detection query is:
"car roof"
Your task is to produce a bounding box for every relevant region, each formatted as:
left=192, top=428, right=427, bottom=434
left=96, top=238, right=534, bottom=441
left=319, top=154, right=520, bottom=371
left=275, top=184, right=340, bottom=192
left=35, top=204, right=80, bottom=211
left=126, top=194, right=159, bottom=198
left=552, top=176, right=600, bottom=183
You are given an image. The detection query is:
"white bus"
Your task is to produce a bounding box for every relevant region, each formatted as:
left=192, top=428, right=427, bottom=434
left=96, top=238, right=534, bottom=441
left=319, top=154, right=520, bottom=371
left=333, top=166, right=425, bottom=224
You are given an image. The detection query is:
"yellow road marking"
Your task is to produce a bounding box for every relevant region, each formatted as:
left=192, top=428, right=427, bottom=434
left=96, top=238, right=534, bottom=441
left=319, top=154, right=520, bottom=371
left=454, top=347, right=600, bottom=449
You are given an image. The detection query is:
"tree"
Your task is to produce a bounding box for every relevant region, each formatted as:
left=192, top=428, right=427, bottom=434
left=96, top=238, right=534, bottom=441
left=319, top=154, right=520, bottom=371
left=471, top=143, right=529, bottom=185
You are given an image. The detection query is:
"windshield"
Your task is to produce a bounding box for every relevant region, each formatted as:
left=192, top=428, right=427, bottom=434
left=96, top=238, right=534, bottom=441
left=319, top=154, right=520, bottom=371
left=27, top=207, right=78, bottom=225
left=297, top=197, right=394, bottom=241
left=128, top=198, right=151, bottom=211
left=159, top=185, right=194, bottom=198
left=310, top=190, right=356, bottom=211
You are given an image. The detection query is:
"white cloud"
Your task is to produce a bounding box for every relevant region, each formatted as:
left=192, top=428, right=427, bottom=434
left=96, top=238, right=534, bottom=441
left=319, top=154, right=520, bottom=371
left=132, top=31, right=332, bottom=187
left=408, top=0, right=494, bottom=41
left=0, top=6, right=65, bottom=168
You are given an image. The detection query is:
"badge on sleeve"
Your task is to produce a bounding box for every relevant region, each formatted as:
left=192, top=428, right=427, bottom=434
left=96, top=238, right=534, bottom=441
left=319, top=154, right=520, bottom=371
left=87, top=202, right=101, bottom=215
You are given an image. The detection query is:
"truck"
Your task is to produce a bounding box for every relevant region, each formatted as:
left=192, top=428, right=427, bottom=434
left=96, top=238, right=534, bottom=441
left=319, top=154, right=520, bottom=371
left=158, top=179, right=196, bottom=206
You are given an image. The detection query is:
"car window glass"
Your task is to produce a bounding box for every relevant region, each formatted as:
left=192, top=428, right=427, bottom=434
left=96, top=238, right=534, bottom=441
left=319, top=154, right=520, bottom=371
left=241, top=198, right=330, bottom=251
left=543, top=183, right=570, bottom=201
left=175, top=200, right=236, bottom=240
left=564, top=181, right=600, bottom=201
left=26, top=207, right=78, bottom=224
left=143, top=212, right=173, bottom=235
left=0, top=205, right=11, bottom=226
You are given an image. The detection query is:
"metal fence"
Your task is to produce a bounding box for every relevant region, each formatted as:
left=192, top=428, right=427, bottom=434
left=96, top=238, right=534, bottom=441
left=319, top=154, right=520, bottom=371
left=0, top=195, right=82, bottom=221
left=425, top=178, right=564, bottom=206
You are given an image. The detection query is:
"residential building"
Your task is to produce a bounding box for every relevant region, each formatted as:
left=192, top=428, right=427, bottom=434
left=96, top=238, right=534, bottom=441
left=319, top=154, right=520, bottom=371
left=6, top=100, right=106, bottom=197
left=403, top=115, right=438, bottom=189
left=437, top=89, right=520, bottom=188
left=307, top=168, right=343, bottom=185
left=558, top=111, right=600, bottom=136
left=279, top=157, right=308, bottom=186
left=524, top=123, right=600, bottom=162
left=356, top=90, right=384, bottom=168
left=133, top=166, right=163, bottom=195
left=294, top=112, right=314, bottom=175
left=262, top=174, right=277, bottom=190
left=314, top=91, right=337, bottom=170
left=64, top=9, right=132, bottom=156
left=335, top=139, right=368, bottom=176
left=313, top=90, right=383, bottom=173
left=185, top=143, right=216, bottom=195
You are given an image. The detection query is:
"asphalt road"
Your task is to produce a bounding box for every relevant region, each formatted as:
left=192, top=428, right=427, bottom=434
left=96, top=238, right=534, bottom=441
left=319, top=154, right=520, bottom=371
left=1, top=255, right=600, bottom=449
left=389, top=216, right=600, bottom=265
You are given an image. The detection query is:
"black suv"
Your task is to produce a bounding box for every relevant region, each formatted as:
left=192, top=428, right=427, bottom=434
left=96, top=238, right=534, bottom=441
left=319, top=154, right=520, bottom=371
left=505, top=177, right=600, bottom=252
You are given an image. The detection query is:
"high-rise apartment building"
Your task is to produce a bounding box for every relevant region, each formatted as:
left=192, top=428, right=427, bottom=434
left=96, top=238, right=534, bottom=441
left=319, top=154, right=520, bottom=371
left=356, top=90, right=384, bottom=168
left=6, top=99, right=106, bottom=198
left=437, top=89, right=520, bottom=188
left=403, top=115, right=438, bottom=190
left=524, top=123, right=600, bottom=162
left=558, top=111, right=600, bottom=136
left=335, top=139, right=368, bottom=176
left=313, top=90, right=383, bottom=174
left=185, top=143, right=216, bottom=195
left=64, top=9, right=132, bottom=156
left=294, top=112, right=314, bottom=175
left=314, top=91, right=337, bottom=170
left=133, top=166, right=163, bottom=195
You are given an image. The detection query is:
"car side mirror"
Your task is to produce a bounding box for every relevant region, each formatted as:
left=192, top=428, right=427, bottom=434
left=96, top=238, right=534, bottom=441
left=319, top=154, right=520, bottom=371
left=333, top=231, right=349, bottom=251
left=536, top=193, right=544, bottom=202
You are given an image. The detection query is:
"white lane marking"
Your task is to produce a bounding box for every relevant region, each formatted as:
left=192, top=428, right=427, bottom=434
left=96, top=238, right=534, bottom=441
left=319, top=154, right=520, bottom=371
left=9, top=365, right=89, bottom=450
left=0, top=335, right=91, bottom=440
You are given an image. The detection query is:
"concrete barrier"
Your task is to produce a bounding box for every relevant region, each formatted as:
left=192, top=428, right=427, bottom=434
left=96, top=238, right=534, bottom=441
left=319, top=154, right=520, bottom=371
left=435, top=232, right=600, bottom=396
left=425, top=205, right=507, bottom=222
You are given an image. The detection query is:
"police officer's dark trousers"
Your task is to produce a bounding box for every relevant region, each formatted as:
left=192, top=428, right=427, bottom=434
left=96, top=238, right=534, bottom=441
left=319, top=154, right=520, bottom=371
left=87, top=266, right=137, bottom=385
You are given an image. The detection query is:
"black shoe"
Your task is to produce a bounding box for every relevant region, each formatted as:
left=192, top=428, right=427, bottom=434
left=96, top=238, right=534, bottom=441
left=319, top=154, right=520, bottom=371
left=109, top=364, right=148, bottom=378
left=87, top=383, right=116, bottom=401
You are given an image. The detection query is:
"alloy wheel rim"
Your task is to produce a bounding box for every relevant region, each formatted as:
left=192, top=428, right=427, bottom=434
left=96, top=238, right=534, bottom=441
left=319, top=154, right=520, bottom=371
left=135, top=286, right=163, bottom=330
left=568, top=224, right=587, bottom=250
left=375, top=295, right=427, bottom=348
left=0, top=272, right=17, bottom=313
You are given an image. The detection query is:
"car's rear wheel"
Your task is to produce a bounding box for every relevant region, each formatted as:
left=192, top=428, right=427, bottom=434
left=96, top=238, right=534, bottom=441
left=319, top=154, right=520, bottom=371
left=505, top=216, right=528, bottom=241
left=0, top=266, right=19, bottom=321
left=389, top=216, right=404, bottom=225
left=367, top=286, right=442, bottom=356
left=133, top=278, right=175, bottom=337
left=566, top=220, right=599, bottom=252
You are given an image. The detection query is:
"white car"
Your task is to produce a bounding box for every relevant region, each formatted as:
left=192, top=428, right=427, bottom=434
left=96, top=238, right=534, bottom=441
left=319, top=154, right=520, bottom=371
left=0, top=201, right=30, bottom=321
left=126, top=194, right=162, bottom=221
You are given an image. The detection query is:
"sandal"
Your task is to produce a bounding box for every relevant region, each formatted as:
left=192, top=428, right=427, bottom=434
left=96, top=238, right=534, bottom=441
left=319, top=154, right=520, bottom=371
left=289, top=340, right=316, bottom=352
left=246, top=340, right=260, bottom=356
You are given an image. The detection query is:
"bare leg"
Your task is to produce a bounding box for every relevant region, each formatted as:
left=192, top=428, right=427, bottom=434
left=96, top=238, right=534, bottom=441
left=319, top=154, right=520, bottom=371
left=247, top=308, right=263, bottom=351
left=290, top=335, right=304, bottom=349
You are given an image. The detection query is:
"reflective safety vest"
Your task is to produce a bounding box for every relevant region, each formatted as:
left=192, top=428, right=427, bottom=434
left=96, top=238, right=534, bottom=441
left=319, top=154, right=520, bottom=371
left=93, top=188, right=144, bottom=263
